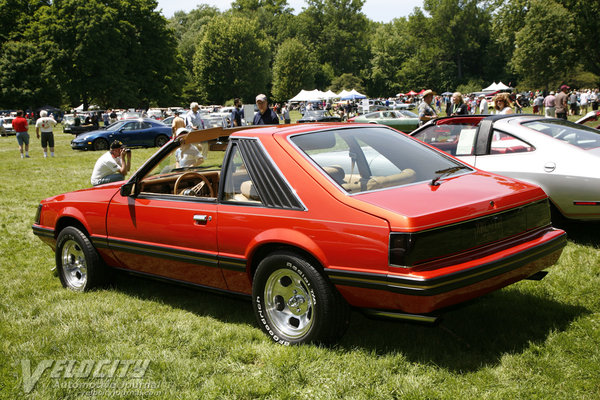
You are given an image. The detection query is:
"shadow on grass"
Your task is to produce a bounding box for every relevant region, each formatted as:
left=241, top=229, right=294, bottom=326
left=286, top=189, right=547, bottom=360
left=341, top=289, right=588, bottom=372
left=110, top=271, right=256, bottom=325
left=108, top=270, right=587, bottom=373
left=553, top=220, right=600, bottom=247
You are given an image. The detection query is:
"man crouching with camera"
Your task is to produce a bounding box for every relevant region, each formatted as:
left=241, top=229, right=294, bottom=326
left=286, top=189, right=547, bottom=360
left=90, top=140, right=132, bottom=186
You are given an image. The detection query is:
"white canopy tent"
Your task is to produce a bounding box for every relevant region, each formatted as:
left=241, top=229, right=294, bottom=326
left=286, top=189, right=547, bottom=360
left=482, top=81, right=512, bottom=92
left=340, top=89, right=367, bottom=100
left=322, top=90, right=339, bottom=100
left=288, top=89, right=325, bottom=102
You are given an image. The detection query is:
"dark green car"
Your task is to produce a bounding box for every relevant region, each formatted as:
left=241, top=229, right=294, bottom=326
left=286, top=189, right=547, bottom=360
left=349, top=110, right=420, bottom=133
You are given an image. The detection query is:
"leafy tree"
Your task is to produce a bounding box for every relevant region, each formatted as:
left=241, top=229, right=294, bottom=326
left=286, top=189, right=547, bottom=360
left=328, top=73, right=364, bottom=94
left=193, top=16, right=270, bottom=104
left=0, top=0, right=50, bottom=44
left=367, top=19, right=412, bottom=97
left=296, top=0, right=371, bottom=79
left=422, top=0, right=492, bottom=84
left=0, top=40, right=60, bottom=108
left=229, top=0, right=295, bottom=49
left=168, top=5, right=220, bottom=71
left=29, top=0, right=183, bottom=109
left=271, top=38, right=318, bottom=102
left=510, top=0, right=577, bottom=89
left=561, top=0, right=600, bottom=79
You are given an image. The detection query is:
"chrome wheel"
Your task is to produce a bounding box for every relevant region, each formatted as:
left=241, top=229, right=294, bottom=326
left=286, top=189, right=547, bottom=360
left=264, top=268, right=314, bottom=339
left=60, top=239, right=88, bottom=289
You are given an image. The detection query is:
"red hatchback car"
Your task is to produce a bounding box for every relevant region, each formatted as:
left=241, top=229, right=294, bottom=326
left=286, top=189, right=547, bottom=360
left=33, top=124, right=566, bottom=345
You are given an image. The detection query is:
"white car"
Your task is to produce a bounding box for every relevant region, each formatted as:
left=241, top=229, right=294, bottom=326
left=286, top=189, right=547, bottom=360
left=1, top=116, right=15, bottom=136
left=411, top=114, right=600, bottom=221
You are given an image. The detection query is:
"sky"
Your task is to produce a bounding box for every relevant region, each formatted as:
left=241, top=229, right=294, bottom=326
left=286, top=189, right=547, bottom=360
left=156, top=0, right=425, bottom=23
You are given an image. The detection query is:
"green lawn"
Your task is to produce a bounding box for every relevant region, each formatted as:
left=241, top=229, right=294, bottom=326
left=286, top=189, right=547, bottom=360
left=0, top=124, right=599, bottom=399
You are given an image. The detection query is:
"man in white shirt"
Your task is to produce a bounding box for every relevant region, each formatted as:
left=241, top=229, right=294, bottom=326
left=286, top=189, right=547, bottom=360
left=185, top=102, right=207, bottom=158
left=90, top=140, right=131, bottom=186
left=185, top=102, right=205, bottom=130
left=478, top=95, right=489, bottom=115
left=35, top=110, right=57, bottom=157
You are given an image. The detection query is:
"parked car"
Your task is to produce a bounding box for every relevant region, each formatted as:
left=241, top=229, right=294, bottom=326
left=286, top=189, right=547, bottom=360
left=120, top=111, right=142, bottom=120
left=70, top=118, right=172, bottom=150
left=33, top=123, right=566, bottom=345
left=411, top=114, right=600, bottom=221
left=297, top=110, right=342, bottom=123
left=1, top=116, right=15, bottom=135
left=161, top=115, right=176, bottom=126
left=348, top=110, right=420, bottom=132
left=366, top=99, right=389, bottom=112
left=575, top=110, right=600, bottom=129
left=62, top=113, right=96, bottom=135
left=390, top=101, right=416, bottom=111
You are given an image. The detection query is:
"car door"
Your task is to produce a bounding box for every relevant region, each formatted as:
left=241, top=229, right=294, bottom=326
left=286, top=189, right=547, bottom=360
left=104, top=142, right=225, bottom=289
left=116, top=121, right=149, bottom=147
left=106, top=193, right=224, bottom=289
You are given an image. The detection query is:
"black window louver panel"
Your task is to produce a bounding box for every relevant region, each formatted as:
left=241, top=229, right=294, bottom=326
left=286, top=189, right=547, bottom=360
left=238, top=140, right=304, bottom=210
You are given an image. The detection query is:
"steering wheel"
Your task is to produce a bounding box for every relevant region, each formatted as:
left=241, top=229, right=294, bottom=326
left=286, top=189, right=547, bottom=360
left=173, top=172, right=215, bottom=197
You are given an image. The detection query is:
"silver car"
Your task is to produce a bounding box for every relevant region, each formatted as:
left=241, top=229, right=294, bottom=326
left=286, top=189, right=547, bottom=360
left=411, top=114, right=600, bottom=221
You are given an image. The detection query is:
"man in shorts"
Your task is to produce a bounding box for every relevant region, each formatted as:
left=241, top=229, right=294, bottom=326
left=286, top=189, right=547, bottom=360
left=12, top=110, right=30, bottom=158
left=35, top=110, right=57, bottom=158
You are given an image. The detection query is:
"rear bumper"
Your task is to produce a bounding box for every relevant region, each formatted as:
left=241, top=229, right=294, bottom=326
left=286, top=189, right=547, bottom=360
left=327, top=228, right=566, bottom=314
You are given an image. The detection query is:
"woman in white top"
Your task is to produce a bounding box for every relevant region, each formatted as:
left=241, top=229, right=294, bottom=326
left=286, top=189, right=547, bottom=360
left=493, top=93, right=514, bottom=115
left=174, top=127, right=204, bottom=168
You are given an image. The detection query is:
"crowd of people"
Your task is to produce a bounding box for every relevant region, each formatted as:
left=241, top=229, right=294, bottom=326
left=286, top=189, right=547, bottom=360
left=6, top=85, right=600, bottom=185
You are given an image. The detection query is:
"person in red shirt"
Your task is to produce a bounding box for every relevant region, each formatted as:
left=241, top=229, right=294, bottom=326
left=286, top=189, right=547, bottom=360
left=12, top=110, right=30, bottom=158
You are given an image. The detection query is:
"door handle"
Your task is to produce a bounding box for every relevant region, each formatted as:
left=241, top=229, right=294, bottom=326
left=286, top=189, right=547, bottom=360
left=193, top=214, right=211, bottom=225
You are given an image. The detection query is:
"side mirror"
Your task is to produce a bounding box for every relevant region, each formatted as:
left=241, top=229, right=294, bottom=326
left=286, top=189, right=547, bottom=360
left=120, top=181, right=137, bottom=197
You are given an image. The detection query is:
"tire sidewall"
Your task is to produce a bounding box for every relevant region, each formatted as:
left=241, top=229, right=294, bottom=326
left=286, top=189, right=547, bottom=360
left=56, top=227, right=99, bottom=291
left=155, top=135, right=168, bottom=147
left=93, top=138, right=108, bottom=151
left=252, top=253, right=322, bottom=345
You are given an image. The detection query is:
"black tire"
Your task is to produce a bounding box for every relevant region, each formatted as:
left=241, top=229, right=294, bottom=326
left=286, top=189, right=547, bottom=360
left=252, top=251, right=350, bottom=345
left=93, top=138, right=109, bottom=151
left=55, top=226, right=107, bottom=291
left=155, top=134, right=169, bottom=147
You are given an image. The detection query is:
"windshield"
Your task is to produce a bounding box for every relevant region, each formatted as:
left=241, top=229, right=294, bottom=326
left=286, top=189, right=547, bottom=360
left=291, top=126, right=468, bottom=194
left=522, top=120, right=600, bottom=149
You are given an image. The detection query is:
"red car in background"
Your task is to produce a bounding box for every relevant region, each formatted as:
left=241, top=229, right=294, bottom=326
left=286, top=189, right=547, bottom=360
left=33, top=124, right=566, bottom=345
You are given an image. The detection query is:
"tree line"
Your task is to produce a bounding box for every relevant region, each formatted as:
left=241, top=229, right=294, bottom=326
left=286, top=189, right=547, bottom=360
left=0, top=0, right=597, bottom=110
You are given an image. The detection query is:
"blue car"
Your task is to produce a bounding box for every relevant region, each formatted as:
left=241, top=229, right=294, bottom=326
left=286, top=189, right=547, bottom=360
left=70, top=118, right=172, bottom=151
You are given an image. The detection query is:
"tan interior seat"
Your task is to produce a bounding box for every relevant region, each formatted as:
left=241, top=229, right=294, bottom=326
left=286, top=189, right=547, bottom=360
left=366, top=169, right=416, bottom=190
left=233, top=180, right=261, bottom=202
left=323, top=165, right=346, bottom=184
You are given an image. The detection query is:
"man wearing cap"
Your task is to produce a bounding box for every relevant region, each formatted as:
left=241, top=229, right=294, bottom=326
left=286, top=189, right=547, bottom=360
left=418, top=89, right=438, bottom=126
left=253, top=94, right=279, bottom=125
left=555, top=85, right=569, bottom=120
left=90, top=140, right=132, bottom=186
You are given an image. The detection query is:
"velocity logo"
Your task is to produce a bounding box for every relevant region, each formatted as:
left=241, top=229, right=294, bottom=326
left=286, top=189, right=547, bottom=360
left=21, top=359, right=150, bottom=393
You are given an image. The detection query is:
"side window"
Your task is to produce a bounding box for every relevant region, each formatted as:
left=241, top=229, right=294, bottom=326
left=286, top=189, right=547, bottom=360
left=222, top=144, right=262, bottom=204
left=122, top=122, right=136, bottom=131
left=140, top=122, right=152, bottom=129
left=415, top=125, right=476, bottom=156
left=490, top=131, right=535, bottom=154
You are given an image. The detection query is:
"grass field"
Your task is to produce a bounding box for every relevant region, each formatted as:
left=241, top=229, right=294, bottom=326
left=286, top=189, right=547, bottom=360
left=0, top=119, right=599, bottom=399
